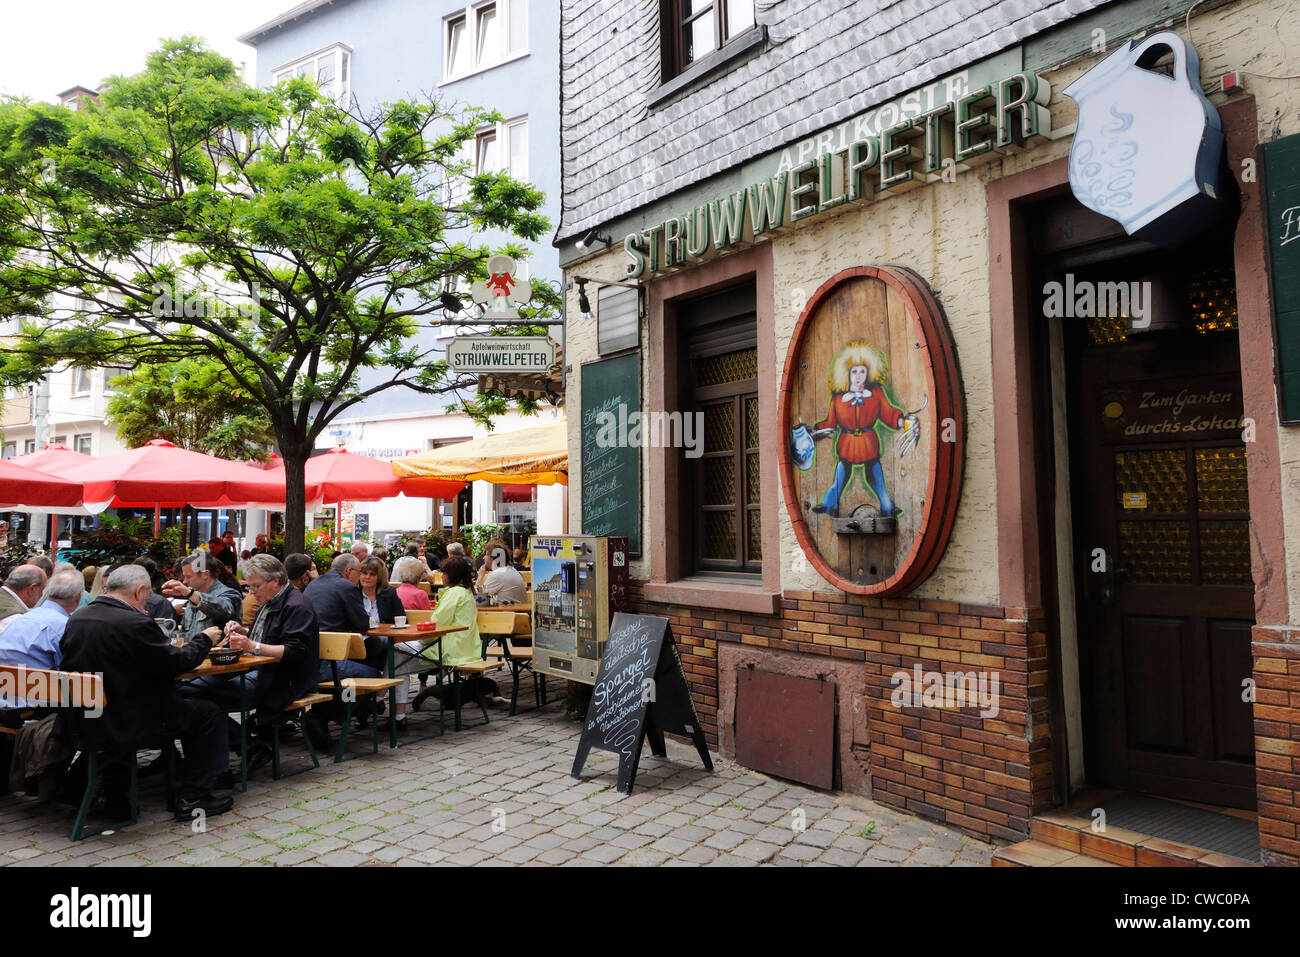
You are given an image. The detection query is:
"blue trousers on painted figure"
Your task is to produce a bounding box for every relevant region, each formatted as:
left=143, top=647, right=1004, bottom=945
left=819, top=459, right=897, bottom=517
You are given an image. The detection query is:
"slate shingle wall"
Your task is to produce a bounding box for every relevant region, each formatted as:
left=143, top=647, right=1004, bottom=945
left=558, top=0, right=1111, bottom=240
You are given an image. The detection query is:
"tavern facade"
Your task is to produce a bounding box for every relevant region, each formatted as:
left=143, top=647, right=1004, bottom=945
left=557, top=0, right=1300, bottom=865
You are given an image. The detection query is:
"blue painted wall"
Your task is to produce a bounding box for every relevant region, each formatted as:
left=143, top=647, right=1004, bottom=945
left=245, top=0, right=560, bottom=416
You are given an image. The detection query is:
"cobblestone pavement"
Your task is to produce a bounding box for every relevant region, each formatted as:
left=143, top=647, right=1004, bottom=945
left=0, top=702, right=993, bottom=866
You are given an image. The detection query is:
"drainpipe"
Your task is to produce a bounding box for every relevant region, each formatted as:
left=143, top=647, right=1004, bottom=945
left=30, top=376, right=50, bottom=548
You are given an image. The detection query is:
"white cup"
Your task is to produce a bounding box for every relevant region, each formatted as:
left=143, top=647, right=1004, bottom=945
left=394, top=615, right=408, bottom=628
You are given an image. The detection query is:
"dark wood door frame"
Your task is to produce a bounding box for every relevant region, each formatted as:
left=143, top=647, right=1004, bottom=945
left=985, top=96, right=1285, bottom=810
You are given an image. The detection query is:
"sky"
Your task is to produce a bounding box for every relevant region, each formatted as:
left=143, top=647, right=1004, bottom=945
left=0, top=0, right=284, bottom=101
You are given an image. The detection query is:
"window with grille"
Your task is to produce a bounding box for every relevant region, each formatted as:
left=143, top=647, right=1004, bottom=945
left=680, top=284, right=759, bottom=574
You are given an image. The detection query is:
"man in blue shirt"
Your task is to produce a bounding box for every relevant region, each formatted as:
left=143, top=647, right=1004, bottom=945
left=0, top=569, right=84, bottom=708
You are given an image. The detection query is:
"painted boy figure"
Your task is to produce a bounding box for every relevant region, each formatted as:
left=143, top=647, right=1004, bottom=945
left=810, top=341, right=917, bottom=519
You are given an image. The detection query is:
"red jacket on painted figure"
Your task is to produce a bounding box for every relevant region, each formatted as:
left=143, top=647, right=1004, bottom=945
left=815, top=390, right=905, bottom=464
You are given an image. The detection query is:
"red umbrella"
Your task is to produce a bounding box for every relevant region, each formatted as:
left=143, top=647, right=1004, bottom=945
left=261, top=449, right=464, bottom=545
left=59, top=439, right=290, bottom=509
left=0, top=459, right=85, bottom=509
left=305, top=448, right=464, bottom=501
left=11, top=443, right=96, bottom=472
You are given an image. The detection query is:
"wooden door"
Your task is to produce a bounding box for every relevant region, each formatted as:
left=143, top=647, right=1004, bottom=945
left=1074, top=331, right=1256, bottom=808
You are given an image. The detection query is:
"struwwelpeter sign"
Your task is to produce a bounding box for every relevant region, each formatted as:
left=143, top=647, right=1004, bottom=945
left=624, top=70, right=1051, bottom=278
left=447, top=336, right=556, bottom=373
left=779, top=266, right=964, bottom=596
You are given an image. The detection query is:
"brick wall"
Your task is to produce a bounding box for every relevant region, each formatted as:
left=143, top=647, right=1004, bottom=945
left=1251, top=627, right=1300, bottom=865
left=627, top=580, right=1052, bottom=842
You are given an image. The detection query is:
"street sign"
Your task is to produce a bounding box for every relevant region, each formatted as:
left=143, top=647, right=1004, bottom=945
left=447, top=336, right=556, bottom=374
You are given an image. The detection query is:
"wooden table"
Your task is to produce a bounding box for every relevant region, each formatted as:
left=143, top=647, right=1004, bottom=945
left=179, top=653, right=275, bottom=792
left=366, top=624, right=467, bottom=746
left=483, top=602, right=532, bottom=614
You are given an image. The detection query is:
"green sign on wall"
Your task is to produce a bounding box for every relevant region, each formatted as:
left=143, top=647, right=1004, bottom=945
left=1262, top=133, right=1300, bottom=423
left=580, top=353, right=641, bottom=555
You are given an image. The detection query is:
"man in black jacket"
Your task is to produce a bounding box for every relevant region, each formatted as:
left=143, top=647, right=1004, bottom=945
left=303, top=553, right=368, bottom=634
left=221, top=554, right=320, bottom=720
left=59, top=564, right=232, bottom=821
left=209, top=554, right=323, bottom=759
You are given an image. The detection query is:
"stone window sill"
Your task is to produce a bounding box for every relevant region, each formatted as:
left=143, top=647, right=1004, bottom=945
left=647, top=28, right=767, bottom=110
left=642, top=577, right=779, bottom=615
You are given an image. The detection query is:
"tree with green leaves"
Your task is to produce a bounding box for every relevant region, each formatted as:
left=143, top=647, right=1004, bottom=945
left=105, top=354, right=276, bottom=461
left=0, top=38, right=556, bottom=553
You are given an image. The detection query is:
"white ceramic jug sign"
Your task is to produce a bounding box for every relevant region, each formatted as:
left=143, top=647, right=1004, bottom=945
left=1064, top=31, right=1225, bottom=245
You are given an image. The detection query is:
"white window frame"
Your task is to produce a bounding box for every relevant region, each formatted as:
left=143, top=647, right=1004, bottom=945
left=71, top=366, right=92, bottom=396
left=102, top=366, right=128, bottom=395
left=442, top=0, right=528, bottom=83
left=73, top=433, right=92, bottom=455
left=23, top=439, right=36, bottom=455
left=272, top=43, right=353, bottom=104
left=443, top=116, right=527, bottom=206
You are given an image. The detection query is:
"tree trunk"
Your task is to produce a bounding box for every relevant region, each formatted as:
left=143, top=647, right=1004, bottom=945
left=281, top=449, right=308, bottom=556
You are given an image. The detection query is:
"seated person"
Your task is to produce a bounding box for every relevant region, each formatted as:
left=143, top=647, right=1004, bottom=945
left=386, top=557, right=481, bottom=731
left=476, top=539, right=527, bottom=606
left=304, top=553, right=368, bottom=636
left=0, top=564, right=47, bottom=621
left=162, top=552, right=242, bottom=641
left=132, top=557, right=174, bottom=622
left=59, top=565, right=231, bottom=821
left=391, top=556, right=433, bottom=611
left=358, top=557, right=404, bottom=626
left=284, top=552, right=317, bottom=592
left=512, top=548, right=529, bottom=571
left=196, top=555, right=324, bottom=756
left=0, top=569, right=84, bottom=708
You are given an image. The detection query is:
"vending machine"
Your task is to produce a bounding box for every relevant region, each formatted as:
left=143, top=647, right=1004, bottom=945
left=529, top=535, right=628, bottom=684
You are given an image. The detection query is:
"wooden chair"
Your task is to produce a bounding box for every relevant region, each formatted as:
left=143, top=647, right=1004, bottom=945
left=482, top=612, right=546, bottom=715
left=417, top=582, right=433, bottom=595
left=422, top=611, right=515, bottom=732
left=316, top=632, right=404, bottom=762
left=519, top=571, right=532, bottom=587
left=405, top=609, right=435, bottom=624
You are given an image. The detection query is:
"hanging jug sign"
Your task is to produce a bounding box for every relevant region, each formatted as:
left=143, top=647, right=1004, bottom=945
left=1063, top=31, right=1226, bottom=246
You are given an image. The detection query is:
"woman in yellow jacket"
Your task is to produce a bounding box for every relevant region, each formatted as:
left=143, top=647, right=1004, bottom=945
left=386, top=556, right=480, bottom=730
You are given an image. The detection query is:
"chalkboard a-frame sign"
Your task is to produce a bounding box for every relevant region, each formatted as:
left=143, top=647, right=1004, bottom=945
left=571, top=613, right=712, bottom=794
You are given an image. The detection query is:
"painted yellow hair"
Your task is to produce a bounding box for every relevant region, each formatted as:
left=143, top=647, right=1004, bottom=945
left=829, top=340, right=888, bottom=392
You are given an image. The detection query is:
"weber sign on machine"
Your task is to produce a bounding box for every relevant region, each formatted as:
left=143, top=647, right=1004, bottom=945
left=446, top=336, right=556, bottom=373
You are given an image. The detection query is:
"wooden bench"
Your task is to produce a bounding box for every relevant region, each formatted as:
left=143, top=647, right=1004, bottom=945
left=316, top=632, right=404, bottom=762
left=0, top=664, right=130, bottom=841
left=269, top=692, right=334, bottom=780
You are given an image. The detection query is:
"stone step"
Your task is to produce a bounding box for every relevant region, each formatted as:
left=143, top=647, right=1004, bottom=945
left=995, top=810, right=1259, bottom=867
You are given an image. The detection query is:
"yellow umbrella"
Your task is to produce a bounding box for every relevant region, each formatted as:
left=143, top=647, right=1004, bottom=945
left=391, top=420, right=568, bottom=486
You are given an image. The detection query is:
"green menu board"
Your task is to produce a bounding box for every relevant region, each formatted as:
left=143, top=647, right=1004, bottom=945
left=582, top=356, right=642, bottom=556
left=1262, top=133, right=1300, bottom=423
left=580, top=352, right=641, bottom=555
